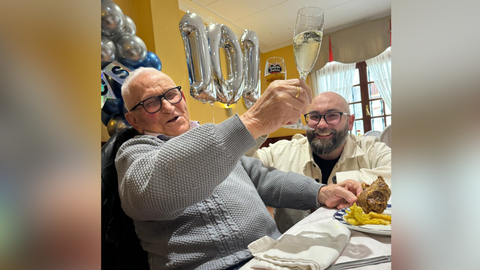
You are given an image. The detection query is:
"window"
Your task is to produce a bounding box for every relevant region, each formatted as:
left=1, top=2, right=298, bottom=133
left=349, top=61, right=391, bottom=136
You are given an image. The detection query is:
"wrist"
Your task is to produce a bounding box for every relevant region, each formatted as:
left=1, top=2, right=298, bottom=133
left=239, top=113, right=262, bottom=139
left=317, top=185, right=326, bottom=206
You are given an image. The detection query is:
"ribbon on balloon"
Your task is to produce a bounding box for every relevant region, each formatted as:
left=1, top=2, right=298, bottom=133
left=179, top=12, right=260, bottom=108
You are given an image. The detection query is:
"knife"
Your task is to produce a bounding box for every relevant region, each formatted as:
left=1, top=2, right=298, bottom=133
left=325, top=255, right=391, bottom=270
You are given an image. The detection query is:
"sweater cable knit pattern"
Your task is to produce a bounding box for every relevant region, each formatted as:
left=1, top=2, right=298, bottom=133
left=115, top=115, right=323, bottom=269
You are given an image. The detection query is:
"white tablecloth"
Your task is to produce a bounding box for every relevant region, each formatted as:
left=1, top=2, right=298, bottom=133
left=240, top=207, right=391, bottom=270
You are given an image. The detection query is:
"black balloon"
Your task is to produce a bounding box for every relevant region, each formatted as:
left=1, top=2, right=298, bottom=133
left=107, top=115, right=130, bottom=136
left=104, top=73, right=123, bottom=98
left=102, top=98, right=124, bottom=115
left=101, top=110, right=113, bottom=126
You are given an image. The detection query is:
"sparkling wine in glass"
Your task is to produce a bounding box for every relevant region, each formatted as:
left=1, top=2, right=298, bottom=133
left=264, top=57, right=286, bottom=86
left=283, top=6, right=324, bottom=130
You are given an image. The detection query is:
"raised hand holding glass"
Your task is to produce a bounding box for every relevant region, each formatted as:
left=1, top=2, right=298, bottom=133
left=282, top=7, right=324, bottom=130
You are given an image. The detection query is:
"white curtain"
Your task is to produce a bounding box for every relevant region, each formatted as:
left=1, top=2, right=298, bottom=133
left=312, top=61, right=356, bottom=100
left=366, top=47, right=391, bottom=110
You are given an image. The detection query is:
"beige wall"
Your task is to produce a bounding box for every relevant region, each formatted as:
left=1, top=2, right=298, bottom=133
left=101, top=1, right=391, bottom=141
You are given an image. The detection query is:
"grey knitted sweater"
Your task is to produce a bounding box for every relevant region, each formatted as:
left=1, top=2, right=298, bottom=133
left=115, top=115, right=323, bottom=269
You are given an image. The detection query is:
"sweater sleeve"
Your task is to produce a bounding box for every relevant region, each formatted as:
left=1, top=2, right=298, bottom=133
left=115, top=115, right=256, bottom=221
left=239, top=156, right=322, bottom=210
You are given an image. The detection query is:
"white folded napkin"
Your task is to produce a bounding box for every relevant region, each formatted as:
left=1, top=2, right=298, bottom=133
left=248, top=219, right=350, bottom=270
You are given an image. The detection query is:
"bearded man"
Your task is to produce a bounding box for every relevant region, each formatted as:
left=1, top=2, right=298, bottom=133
left=250, top=91, right=391, bottom=233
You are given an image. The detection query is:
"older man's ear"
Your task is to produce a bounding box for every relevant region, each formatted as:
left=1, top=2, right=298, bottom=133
left=125, top=112, right=143, bottom=134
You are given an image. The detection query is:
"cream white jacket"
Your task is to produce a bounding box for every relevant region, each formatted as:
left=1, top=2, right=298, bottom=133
left=250, top=133, right=391, bottom=232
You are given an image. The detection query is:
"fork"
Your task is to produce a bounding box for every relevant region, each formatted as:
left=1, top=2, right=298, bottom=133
left=325, top=255, right=391, bottom=270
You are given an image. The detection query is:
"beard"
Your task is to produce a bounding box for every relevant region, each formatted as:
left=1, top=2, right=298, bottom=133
left=307, top=123, right=349, bottom=155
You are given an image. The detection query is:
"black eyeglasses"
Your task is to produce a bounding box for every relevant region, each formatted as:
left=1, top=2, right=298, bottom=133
left=129, top=86, right=182, bottom=113
left=304, top=111, right=350, bottom=126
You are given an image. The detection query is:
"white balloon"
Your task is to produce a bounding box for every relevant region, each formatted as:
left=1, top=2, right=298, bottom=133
left=179, top=12, right=215, bottom=104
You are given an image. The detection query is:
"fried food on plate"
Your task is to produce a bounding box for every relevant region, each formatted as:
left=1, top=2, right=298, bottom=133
left=344, top=203, right=391, bottom=226
left=357, top=175, right=391, bottom=214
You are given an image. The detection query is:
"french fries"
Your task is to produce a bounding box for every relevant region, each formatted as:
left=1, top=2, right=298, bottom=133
left=344, top=203, right=391, bottom=226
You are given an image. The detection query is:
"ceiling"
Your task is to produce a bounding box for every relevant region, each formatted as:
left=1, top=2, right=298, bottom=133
left=178, top=0, right=391, bottom=53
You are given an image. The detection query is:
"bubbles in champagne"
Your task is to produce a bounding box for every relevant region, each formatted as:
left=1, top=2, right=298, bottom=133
left=293, top=30, right=323, bottom=76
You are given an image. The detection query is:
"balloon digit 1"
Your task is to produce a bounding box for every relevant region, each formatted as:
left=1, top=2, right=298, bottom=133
left=179, top=12, right=215, bottom=104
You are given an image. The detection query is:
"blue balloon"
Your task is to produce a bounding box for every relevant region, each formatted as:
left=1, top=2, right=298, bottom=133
left=101, top=110, right=113, bottom=126
left=136, top=51, right=162, bottom=70
left=145, top=51, right=162, bottom=70
left=117, top=51, right=162, bottom=71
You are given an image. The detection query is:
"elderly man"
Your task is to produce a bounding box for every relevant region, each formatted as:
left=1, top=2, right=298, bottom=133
left=115, top=68, right=363, bottom=270
left=251, top=91, right=391, bottom=233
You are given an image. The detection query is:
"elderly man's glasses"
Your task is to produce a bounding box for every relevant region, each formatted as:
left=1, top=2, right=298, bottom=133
left=129, top=86, right=182, bottom=114
left=304, top=112, right=349, bottom=126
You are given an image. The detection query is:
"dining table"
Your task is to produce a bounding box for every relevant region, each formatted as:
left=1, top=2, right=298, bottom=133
left=240, top=206, right=391, bottom=270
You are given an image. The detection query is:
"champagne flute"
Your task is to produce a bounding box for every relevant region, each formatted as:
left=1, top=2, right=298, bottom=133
left=264, top=57, right=286, bottom=85
left=283, top=6, right=324, bottom=130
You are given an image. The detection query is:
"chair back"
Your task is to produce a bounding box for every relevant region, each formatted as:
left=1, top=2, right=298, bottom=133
left=364, top=130, right=381, bottom=138
left=379, top=125, right=391, bottom=147
left=101, top=127, right=150, bottom=270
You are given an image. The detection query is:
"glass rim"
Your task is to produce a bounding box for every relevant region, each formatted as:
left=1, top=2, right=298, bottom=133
left=266, top=56, right=285, bottom=62
left=297, top=6, right=324, bottom=17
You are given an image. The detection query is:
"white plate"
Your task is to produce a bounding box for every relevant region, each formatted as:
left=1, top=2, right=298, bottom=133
left=333, top=204, right=391, bottom=236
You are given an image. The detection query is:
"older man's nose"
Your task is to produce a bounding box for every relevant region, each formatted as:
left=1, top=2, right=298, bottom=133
left=160, top=99, right=175, bottom=113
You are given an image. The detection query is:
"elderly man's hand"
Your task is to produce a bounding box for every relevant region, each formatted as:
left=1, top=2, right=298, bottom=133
left=240, top=79, right=312, bottom=138
left=317, top=180, right=363, bottom=209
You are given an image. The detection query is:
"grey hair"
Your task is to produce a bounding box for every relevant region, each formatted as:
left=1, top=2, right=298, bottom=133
left=121, top=67, right=159, bottom=111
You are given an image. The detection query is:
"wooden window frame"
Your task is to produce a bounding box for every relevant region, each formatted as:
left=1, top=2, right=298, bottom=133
left=351, top=61, right=390, bottom=134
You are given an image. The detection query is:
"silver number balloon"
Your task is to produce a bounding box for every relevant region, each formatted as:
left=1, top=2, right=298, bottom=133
left=115, top=34, right=147, bottom=67
left=240, top=30, right=260, bottom=108
left=101, top=0, right=125, bottom=37
left=207, top=23, right=244, bottom=106
left=179, top=12, right=215, bottom=104
left=101, top=36, right=117, bottom=68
